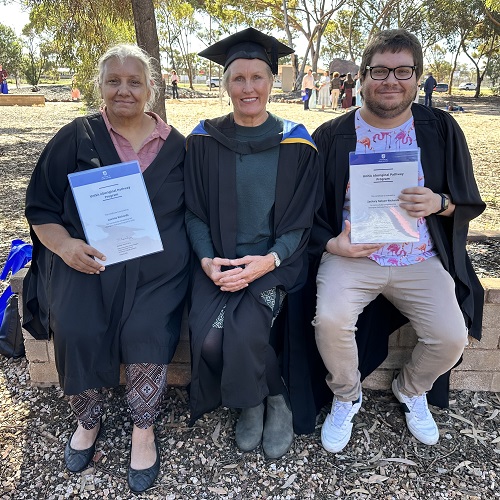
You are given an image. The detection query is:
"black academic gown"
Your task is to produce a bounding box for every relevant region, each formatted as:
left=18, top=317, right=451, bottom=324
left=287, top=104, right=486, bottom=432
left=184, top=114, right=321, bottom=426
left=23, top=113, right=190, bottom=395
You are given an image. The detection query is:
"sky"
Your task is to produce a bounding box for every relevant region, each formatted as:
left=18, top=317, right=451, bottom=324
left=2, top=2, right=31, bottom=35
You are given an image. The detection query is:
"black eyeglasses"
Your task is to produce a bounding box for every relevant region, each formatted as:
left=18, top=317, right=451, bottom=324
left=365, top=65, right=416, bottom=80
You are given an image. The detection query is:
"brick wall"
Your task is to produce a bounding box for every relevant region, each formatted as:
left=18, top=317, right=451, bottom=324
left=10, top=269, right=500, bottom=392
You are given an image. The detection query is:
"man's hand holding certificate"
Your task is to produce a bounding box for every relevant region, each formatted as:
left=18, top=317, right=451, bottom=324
left=349, top=150, right=420, bottom=244
left=68, top=161, right=163, bottom=266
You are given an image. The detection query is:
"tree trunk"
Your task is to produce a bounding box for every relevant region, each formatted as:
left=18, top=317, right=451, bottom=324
left=448, top=49, right=460, bottom=95
left=462, top=42, right=484, bottom=99
left=131, top=0, right=166, bottom=121
left=282, top=0, right=299, bottom=89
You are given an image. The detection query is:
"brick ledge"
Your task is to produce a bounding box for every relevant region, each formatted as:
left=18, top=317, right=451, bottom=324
left=9, top=269, right=500, bottom=392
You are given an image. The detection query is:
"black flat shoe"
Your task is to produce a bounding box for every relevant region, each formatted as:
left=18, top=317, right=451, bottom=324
left=64, top=420, right=103, bottom=473
left=127, top=435, right=161, bottom=493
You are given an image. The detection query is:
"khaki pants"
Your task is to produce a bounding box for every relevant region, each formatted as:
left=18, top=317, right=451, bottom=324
left=314, top=254, right=468, bottom=401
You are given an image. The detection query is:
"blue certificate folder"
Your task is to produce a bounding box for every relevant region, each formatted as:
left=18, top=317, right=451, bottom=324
left=68, top=160, right=163, bottom=266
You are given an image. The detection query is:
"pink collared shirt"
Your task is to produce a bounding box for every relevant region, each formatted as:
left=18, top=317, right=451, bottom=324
left=100, top=107, right=171, bottom=172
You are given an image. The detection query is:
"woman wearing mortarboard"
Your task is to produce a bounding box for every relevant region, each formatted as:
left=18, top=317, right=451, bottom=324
left=184, top=28, right=321, bottom=459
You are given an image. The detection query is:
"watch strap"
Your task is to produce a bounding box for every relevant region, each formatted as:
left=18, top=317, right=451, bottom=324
left=434, top=193, right=449, bottom=215
left=270, top=251, right=281, bottom=267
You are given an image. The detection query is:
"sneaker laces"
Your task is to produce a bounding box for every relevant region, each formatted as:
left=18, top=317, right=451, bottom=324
left=330, top=399, right=358, bottom=429
left=404, top=393, right=430, bottom=421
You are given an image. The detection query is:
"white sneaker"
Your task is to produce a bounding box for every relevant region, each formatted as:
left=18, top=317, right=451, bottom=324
left=321, top=393, right=362, bottom=453
left=392, top=378, right=439, bottom=445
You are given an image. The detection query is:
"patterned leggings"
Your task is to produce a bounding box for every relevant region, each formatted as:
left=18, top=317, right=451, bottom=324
left=69, top=363, right=168, bottom=429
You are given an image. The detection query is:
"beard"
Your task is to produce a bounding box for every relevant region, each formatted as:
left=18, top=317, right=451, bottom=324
left=362, top=84, right=417, bottom=120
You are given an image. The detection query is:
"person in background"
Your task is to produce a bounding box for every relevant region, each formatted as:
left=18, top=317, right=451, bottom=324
left=317, top=70, right=331, bottom=111
left=70, top=75, right=81, bottom=101
left=330, top=71, right=341, bottom=111
left=423, top=72, right=437, bottom=107
left=311, top=29, right=484, bottom=454
left=171, top=69, right=179, bottom=99
left=0, top=65, right=8, bottom=94
left=23, top=44, right=190, bottom=493
left=341, top=72, right=355, bottom=112
left=184, top=28, right=320, bottom=459
left=338, top=74, right=346, bottom=104
left=352, top=71, right=360, bottom=107
left=301, top=68, right=315, bottom=110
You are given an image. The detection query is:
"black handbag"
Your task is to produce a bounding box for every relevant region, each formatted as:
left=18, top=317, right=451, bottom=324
left=0, top=293, right=25, bottom=359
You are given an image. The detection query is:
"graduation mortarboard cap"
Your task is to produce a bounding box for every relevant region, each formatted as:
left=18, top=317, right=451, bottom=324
left=198, top=27, right=293, bottom=75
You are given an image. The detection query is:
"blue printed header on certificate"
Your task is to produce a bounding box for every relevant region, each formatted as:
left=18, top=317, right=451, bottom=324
left=68, top=160, right=163, bottom=266
left=68, top=160, right=140, bottom=187
left=349, top=150, right=419, bottom=166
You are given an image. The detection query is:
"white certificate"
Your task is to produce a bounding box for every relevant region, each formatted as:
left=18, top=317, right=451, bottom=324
left=68, top=161, right=163, bottom=266
left=349, top=150, right=420, bottom=244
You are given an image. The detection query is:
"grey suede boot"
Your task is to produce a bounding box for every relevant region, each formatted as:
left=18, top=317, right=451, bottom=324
left=235, top=403, right=265, bottom=452
left=262, top=394, right=294, bottom=459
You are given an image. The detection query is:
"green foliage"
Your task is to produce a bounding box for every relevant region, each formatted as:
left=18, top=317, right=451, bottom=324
left=0, top=24, right=23, bottom=76
left=22, top=57, right=40, bottom=86
left=157, top=0, right=202, bottom=87
left=426, top=45, right=453, bottom=82
left=486, top=52, right=500, bottom=87
left=322, top=10, right=364, bottom=63
left=11, top=0, right=499, bottom=101
left=424, top=0, right=500, bottom=95
left=21, top=27, right=45, bottom=85
left=20, top=24, right=63, bottom=86
left=321, top=0, right=435, bottom=67
left=204, top=0, right=260, bottom=28
left=25, top=0, right=135, bottom=107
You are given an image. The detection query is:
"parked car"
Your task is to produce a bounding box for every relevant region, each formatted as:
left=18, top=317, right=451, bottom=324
left=459, top=82, right=476, bottom=91
left=273, top=78, right=282, bottom=88
left=206, top=77, right=221, bottom=88
left=434, top=83, right=449, bottom=92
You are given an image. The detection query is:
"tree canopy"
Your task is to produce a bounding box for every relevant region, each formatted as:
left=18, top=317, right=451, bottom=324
left=4, top=0, right=499, bottom=98
left=0, top=23, right=23, bottom=77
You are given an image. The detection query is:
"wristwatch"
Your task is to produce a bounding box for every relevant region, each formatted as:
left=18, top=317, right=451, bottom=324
left=434, top=193, right=450, bottom=215
left=269, top=251, right=281, bottom=268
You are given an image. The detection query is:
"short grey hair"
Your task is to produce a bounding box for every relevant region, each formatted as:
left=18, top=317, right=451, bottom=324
left=96, top=44, right=160, bottom=110
left=221, top=59, right=274, bottom=93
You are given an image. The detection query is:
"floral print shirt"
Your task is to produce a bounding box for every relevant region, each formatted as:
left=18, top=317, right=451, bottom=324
left=342, top=110, right=437, bottom=266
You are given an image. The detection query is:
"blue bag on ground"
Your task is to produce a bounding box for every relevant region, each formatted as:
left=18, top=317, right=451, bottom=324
left=0, top=239, right=32, bottom=324
left=0, top=292, right=24, bottom=358
left=0, top=239, right=32, bottom=358
left=0, top=239, right=33, bottom=280
left=0, top=285, right=13, bottom=325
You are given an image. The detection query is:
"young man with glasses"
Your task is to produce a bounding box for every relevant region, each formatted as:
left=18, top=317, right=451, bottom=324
left=310, top=29, right=485, bottom=453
